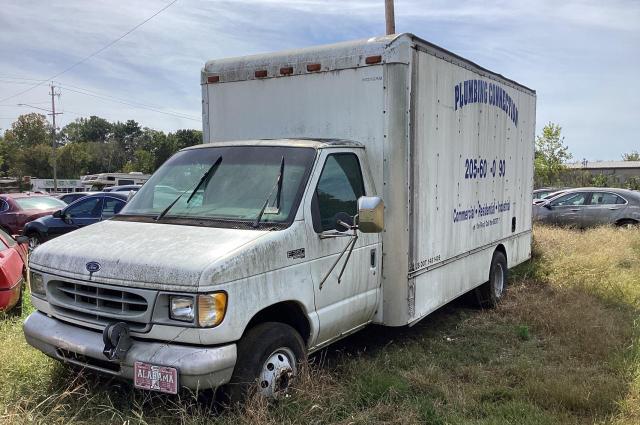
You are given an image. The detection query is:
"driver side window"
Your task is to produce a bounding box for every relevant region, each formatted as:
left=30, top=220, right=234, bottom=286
left=66, top=197, right=102, bottom=218
left=313, top=153, right=365, bottom=232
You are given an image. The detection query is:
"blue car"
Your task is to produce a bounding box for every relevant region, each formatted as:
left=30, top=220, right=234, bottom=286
left=23, top=192, right=128, bottom=250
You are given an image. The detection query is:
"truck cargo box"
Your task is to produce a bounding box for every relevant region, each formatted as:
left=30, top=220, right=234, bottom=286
left=202, top=33, right=536, bottom=326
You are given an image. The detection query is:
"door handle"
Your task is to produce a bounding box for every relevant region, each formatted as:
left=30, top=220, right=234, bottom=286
left=570, top=208, right=580, bottom=212
left=608, top=207, right=621, bottom=211
left=370, top=249, right=376, bottom=268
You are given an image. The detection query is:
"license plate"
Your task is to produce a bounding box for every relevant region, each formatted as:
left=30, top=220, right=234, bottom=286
left=134, top=361, right=178, bottom=394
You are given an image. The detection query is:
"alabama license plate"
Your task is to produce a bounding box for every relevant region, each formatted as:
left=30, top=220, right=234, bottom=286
left=133, top=361, right=178, bottom=394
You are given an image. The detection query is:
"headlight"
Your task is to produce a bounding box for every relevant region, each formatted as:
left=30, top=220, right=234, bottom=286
left=29, top=271, right=46, bottom=297
left=169, top=296, right=195, bottom=322
left=197, top=292, right=227, bottom=327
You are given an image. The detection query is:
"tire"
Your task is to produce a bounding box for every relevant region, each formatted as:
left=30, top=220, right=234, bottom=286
left=225, top=322, right=305, bottom=404
left=616, top=219, right=638, bottom=228
left=25, top=231, right=42, bottom=251
left=476, top=251, right=508, bottom=308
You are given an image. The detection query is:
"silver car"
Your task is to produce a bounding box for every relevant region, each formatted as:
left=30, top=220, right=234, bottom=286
left=533, top=187, right=640, bottom=227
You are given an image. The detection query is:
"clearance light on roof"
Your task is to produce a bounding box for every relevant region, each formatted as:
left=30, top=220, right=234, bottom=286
left=207, top=75, right=220, bottom=83
left=306, top=63, right=321, bottom=72
left=255, top=70, right=268, bottom=78
left=365, top=55, right=382, bottom=64
left=280, top=66, right=294, bottom=75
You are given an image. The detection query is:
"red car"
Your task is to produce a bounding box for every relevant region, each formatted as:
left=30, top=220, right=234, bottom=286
left=0, top=193, right=67, bottom=235
left=0, top=228, right=28, bottom=313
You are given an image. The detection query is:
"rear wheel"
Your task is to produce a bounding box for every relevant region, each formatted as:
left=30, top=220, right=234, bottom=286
left=476, top=250, right=508, bottom=308
left=616, top=219, right=638, bottom=228
left=225, top=322, right=305, bottom=404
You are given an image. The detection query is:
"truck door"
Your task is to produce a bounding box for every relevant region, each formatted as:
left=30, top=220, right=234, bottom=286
left=303, top=150, right=380, bottom=346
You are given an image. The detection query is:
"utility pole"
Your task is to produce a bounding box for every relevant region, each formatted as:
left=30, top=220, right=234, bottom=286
left=385, top=0, right=395, bottom=35
left=49, top=83, right=61, bottom=192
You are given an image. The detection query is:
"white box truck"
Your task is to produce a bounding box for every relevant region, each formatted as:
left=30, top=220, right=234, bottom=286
left=24, top=33, right=535, bottom=401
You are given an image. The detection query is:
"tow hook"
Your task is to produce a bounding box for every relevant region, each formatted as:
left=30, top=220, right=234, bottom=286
left=102, top=322, right=132, bottom=361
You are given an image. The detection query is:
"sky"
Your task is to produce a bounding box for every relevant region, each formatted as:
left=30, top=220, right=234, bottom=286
left=0, top=0, right=638, bottom=160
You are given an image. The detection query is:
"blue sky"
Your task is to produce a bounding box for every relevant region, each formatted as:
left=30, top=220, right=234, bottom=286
left=0, top=0, right=638, bottom=160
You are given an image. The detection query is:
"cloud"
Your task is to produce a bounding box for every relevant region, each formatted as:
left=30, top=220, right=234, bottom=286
left=0, top=0, right=638, bottom=159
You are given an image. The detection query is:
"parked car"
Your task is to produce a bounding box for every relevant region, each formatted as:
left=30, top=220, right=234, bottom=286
left=58, top=192, right=99, bottom=204
left=102, top=184, right=142, bottom=193
left=23, top=192, right=128, bottom=249
left=533, top=187, right=640, bottom=227
left=0, top=228, right=28, bottom=313
left=0, top=193, right=68, bottom=235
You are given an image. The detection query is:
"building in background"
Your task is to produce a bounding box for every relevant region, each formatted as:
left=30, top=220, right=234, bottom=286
left=565, top=160, right=640, bottom=187
left=30, top=178, right=84, bottom=194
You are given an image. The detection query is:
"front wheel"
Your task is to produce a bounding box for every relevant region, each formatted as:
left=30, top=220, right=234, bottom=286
left=616, top=219, right=638, bottom=228
left=225, top=322, right=305, bottom=404
left=476, top=250, right=508, bottom=308
left=26, top=232, right=42, bottom=251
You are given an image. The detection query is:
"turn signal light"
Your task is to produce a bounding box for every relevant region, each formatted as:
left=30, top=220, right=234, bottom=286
left=306, top=63, right=321, bottom=72
left=207, top=75, right=220, bottom=83
left=198, top=292, right=227, bottom=327
left=280, top=66, right=293, bottom=75
left=255, top=70, right=268, bottom=78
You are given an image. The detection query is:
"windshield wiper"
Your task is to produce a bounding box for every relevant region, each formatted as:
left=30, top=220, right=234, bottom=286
left=155, top=156, right=223, bottom=221
left=252, top=156, right=285, bottom=228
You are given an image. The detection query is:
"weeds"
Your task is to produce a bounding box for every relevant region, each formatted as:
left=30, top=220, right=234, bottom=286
left=0, top=225, right=638, bottom=424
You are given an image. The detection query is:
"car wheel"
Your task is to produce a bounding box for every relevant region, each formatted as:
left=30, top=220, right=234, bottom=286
left=616, top=219, right=638, bottom=228
left=476, top=250, right=508, bottom=308
left=26, top=232, right=42, bottom=251
left=225, top=322, right=305, bottom=404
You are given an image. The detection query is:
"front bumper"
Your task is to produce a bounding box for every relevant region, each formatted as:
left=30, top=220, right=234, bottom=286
left=23, top=311, right=237, bottom=390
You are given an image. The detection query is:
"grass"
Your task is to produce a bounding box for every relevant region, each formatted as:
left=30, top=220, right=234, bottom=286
left=1, top=225, right=639, bottom=424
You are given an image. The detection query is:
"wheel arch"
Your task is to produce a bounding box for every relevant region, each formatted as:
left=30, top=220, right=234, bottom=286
left=494, top=243, right=507, bottom=264
left=244, top=301, right=312, bottom=346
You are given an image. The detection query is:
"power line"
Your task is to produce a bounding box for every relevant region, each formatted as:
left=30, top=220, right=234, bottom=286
left=58, top=85, right=201, bottom=121
left=0, top=0, right=178, bottom=103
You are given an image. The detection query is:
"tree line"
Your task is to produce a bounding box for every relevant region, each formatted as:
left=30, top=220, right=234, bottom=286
left=0, top=113, right=202, bottom=180
left=535, top=122, right=639, bottom=189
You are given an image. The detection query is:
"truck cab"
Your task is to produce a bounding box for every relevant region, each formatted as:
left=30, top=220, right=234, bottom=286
left=24, top=139, right=384, bottom=399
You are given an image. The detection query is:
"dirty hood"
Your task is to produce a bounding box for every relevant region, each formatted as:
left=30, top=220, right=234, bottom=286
left=29, top=219, right=268, bottom=290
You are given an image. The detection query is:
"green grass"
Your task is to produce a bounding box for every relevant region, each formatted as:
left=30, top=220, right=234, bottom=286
left=0, top=225, right=638, bottom=424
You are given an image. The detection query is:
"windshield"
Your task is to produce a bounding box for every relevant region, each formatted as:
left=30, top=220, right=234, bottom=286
left=119, top=146, right=316, bottom=228
left=15, top=196, right=66, bottom=210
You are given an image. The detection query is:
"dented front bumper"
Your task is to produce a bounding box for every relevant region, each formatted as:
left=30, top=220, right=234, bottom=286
left=23, top=311, right=237, bottom=390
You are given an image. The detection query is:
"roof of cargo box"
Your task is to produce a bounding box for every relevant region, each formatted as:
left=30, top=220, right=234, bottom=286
left=202, top=33, right=535, bottom=95
left=183, top=138, right=364, bottom=151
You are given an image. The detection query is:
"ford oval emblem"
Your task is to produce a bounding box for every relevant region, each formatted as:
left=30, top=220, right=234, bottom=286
left=86, top=261, right=101, bottom=273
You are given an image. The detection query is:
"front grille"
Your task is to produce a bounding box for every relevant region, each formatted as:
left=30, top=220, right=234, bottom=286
left=56, top=282, right=147, bottom=313
left=48, top=280, right=156, bottom=332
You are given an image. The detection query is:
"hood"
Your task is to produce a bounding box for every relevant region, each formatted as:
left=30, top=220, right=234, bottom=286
left=29, top=219, right=268, bottom=291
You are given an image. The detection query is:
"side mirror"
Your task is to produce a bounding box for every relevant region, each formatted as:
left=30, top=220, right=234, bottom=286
left=63, top=213, right=73, bottom=224
left=544, top=203, right=553, bottom=210
left=52, top=209, right=62, bottom=218
left=15, top=235, right=29, bottom=244
left=126, top=190, right=136, bottom=202
left=357, top=196, right=384, bottom=233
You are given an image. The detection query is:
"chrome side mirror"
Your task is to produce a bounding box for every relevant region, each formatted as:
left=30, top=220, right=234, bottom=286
left=357, top=196, right=384, bottom=233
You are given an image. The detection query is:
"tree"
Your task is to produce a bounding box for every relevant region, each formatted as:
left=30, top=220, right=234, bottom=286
left=622, top=151, right=640, bottom=161
left=534, top=122, right=572, bottom=187
left=4, top=113, right=50, bottom=148
left=61, top=116, right=112, bottom=144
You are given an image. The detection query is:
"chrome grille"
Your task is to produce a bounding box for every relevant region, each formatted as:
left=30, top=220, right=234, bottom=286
left=48, top=280, right=155, bottom=332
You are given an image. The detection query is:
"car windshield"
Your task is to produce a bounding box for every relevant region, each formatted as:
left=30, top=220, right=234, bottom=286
left=15, top=196, right=66, bottom=210
left=120, top=146, right=316, bottom=227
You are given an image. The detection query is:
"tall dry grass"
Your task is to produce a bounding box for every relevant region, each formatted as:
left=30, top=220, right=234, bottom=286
left=0, top=224, right=638, bottom=424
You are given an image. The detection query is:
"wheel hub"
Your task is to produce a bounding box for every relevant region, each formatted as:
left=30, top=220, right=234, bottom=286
left=258, top=347, right=296, bottom=398
left=494, top=263, right=505, bottom=297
